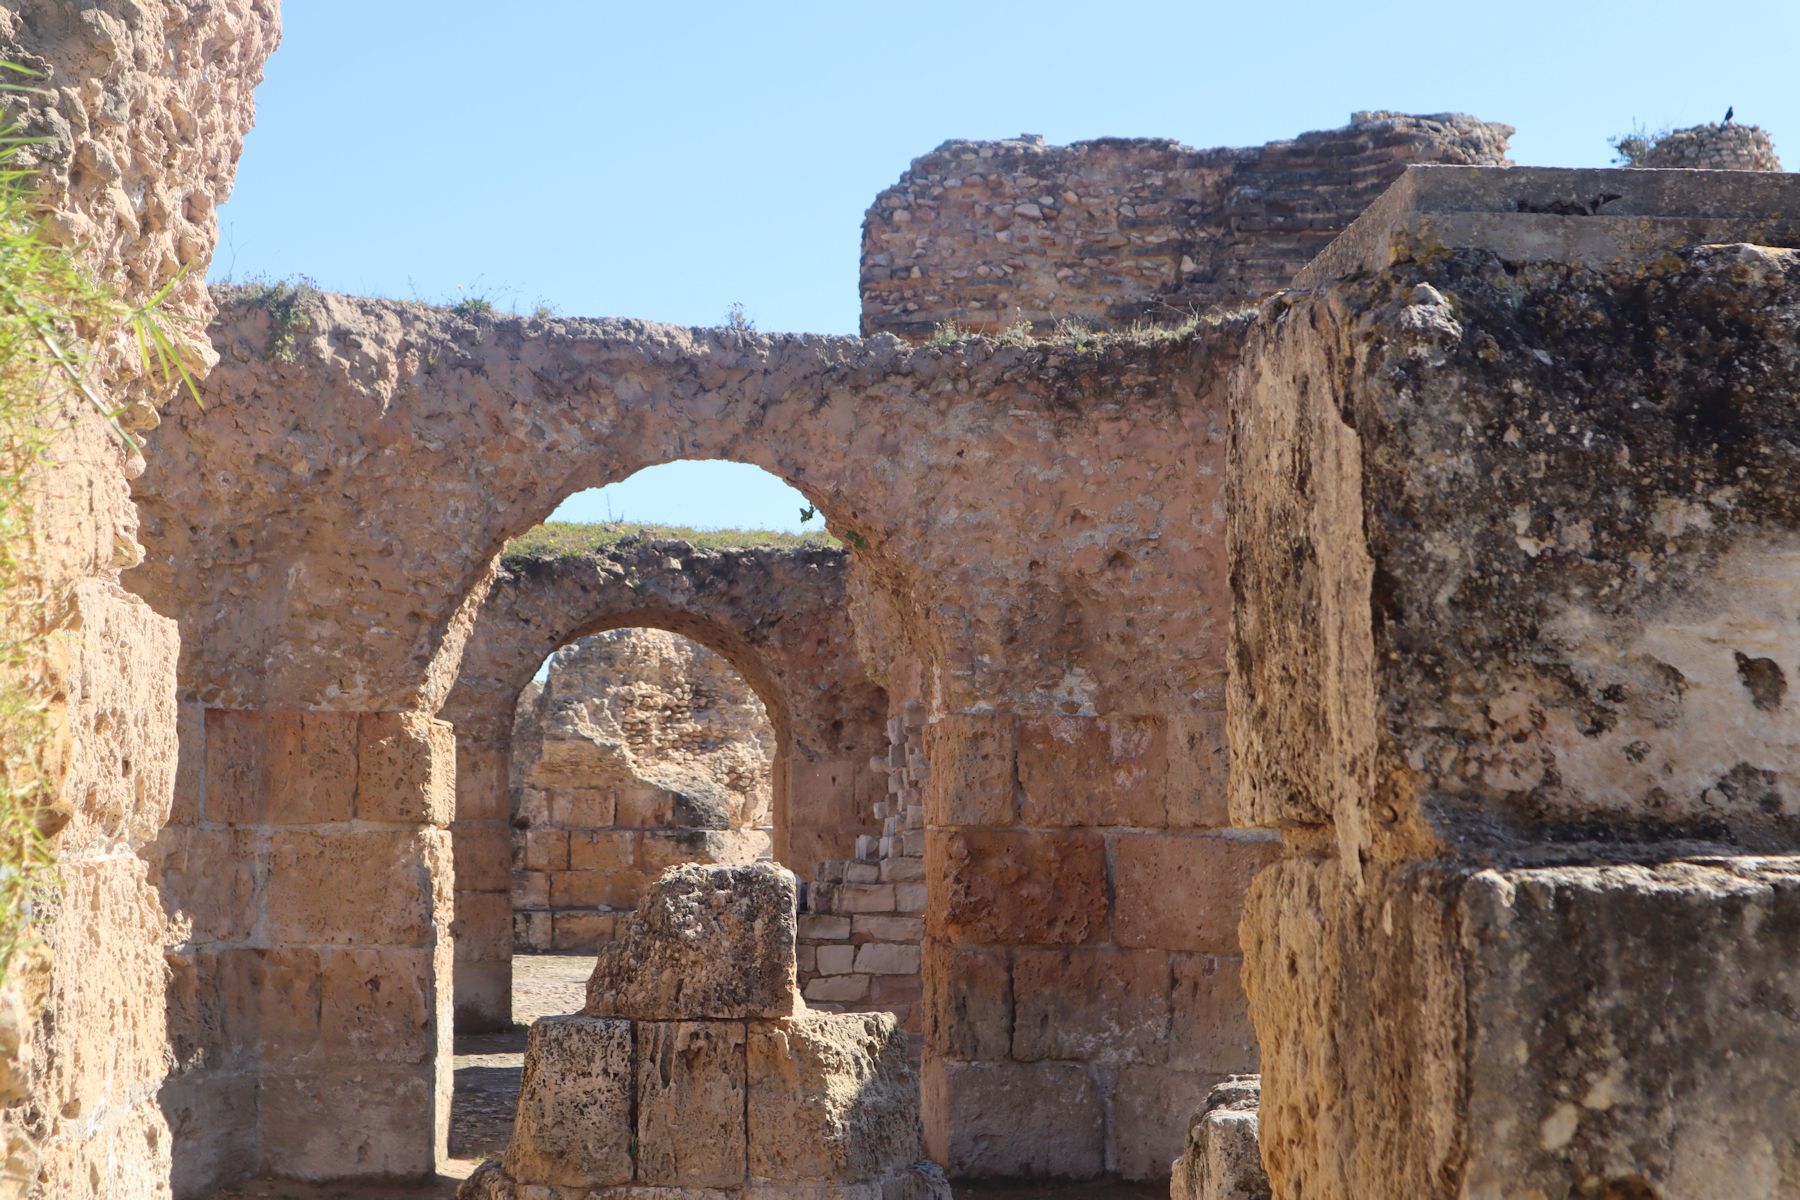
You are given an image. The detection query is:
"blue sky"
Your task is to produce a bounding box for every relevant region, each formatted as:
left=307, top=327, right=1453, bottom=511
left=215, top=0, right=1800, bottom=531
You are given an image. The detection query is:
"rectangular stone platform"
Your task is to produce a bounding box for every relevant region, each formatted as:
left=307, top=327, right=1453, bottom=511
left=1295, top=164, right=1800, bottom=287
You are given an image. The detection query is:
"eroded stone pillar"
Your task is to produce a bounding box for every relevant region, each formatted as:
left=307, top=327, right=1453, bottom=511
left=1230, top=219, right=1800, bottom=1198
left=188, top=709, right=454, bottom=1180
left=451, top=722, right=513, bottom=1033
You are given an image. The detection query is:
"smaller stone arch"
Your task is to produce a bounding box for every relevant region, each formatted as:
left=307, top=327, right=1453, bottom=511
left=440, top=539, right=886, bottom=1031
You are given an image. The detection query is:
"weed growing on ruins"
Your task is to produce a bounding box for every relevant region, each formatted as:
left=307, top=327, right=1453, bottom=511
left=926, top=320, right=969, bottom=346
left=452, top=294, right=497, bottom=319
left=1610, top=122, right=1674, bottom=167
left=0, top=65, right=215, bottom=982
left=0, top=68, right=181, bottom=981
left=722, top=302, right=756, bottom=333
left=502, top=520, right=838, bottom=567
left=227, top=274, right=320, bottom=362
left=994, top=320, right=1035, bottom=347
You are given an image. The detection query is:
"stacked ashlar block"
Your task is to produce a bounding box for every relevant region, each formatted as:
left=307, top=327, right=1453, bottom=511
left=461, top=862, right=950, bottom=1199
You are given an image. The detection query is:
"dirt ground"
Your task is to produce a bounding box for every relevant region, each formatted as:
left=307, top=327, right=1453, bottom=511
left=208, top=953, right=1165, bottom=1199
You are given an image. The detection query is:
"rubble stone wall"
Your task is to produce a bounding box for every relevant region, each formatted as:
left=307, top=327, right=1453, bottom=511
left=0, top=4, right=278, bottom=1199
left=1624, top=121, right=1781, bottom=170
left=861, top=112, right=1512, bottom=338
left=509, top=627, right=775, bottom=952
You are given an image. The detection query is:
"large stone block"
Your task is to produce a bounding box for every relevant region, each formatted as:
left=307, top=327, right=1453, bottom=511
left=1012, top=947, right=1169, bottom=1065
left=928, top=830, right=1107, bottom=946
left=264, top=826, right=451, bottom=946
left=924, top=1059, right=1104, bottom=1179
left=453, top=889, right=513, bottom=961
left=504, top=1016, right=634, bottom=1188
left=159, top=1069, right=258, bottom=1199
left=1112, top=1064, right=1228, bottom=1181
left=1016, top=715, right=1166, bottom=827
left=1170, top=954, right=1258, bottom=1074
left=586, top=863, right=799, bottom=1020
left=1170, top=1076, right=1270, bottom=1200
left=218, top=947, right=322, bottom=1067
left=452, top=736, right=510, bottom=821
left=204, top=709, right=359, bottom=825
left=1166, top=705, right=1229, bottom=829
left=259, top=1064, right=437, bottom=1179
left=925, top=714, right=1016, bottom=827
left=1112, top=832, right=1277, bottom=952
left=357, top=711, right=455, bottom=825
left=452, top=819, right=514, bottom=893
left=154, top=825, right=259, bottom=944
left=1246, top=855, right=1800, bottom=1199
left=922, top=941, right=1011, bottom=1062
left=320, top=946, right=436, bottom=1064
left=747, top=1011, right=922, bottom=1183
left=637, top=1021, right=748, bottom=1186
left=1230, top=239, right=1800, bottom=853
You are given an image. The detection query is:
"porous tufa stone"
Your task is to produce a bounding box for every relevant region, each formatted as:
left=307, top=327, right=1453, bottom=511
left=585, top=861, right=801, bottom=1020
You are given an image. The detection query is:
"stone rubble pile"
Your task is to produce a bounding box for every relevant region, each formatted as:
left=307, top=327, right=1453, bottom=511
left=462, top=862, right=951, bottom=1199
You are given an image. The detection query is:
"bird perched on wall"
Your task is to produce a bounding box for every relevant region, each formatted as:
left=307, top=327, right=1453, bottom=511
left=1724, top=106, right=1735, bottom=125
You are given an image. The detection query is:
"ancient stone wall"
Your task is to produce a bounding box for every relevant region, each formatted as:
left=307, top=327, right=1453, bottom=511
left=1230, top=168, right=1800, bottom=1198
left=133, top=295, right=1269, bottom=1181
left=157, top=706, right=454, bottom=1183
left=510, top=628, right=775, bottom=953
left=861, top=111, right=1512, bottom=338
left=1621, top=121, right=1781, bottom=170
left=796, top=695, right=927, bottom=1039
left=0, top=4, right=277, bottom=1199
left=439, top=541, right=883, bottom=1032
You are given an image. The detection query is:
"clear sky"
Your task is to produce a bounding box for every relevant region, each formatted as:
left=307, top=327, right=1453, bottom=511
left=214, top=0, right=1800, bottom=531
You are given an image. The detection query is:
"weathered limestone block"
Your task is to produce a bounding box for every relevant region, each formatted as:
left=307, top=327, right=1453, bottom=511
left=503, top=1016, right=635, bottom=1188
left=1244, top=856, right=1800, bottom=1199
left=637, top=1021, right=747, bottom=1187
left=1233, top=234, right=1800, bottom=857
left=747, top=1011, right=920, bottom=1183
left=465, top=866, right=941, bottom=1200
left=586, top=863, right=800, bottom=1019
left=923, top=1060, right=1104, bottom=1179
left=1170, top=1077, right=1269, bottom=1200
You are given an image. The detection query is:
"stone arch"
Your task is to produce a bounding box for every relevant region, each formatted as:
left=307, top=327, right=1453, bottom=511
left=129, top=287, right=1249, bottom=1182
left=439, top=541, right=885, bottom=1030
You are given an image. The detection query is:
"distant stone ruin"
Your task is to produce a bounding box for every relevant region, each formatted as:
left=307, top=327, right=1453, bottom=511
left=861, top=111, right=1513, bottom=337
left=1616, top=121, right=1782, bottom=170
left=509, top=628, right=775, bottom=953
